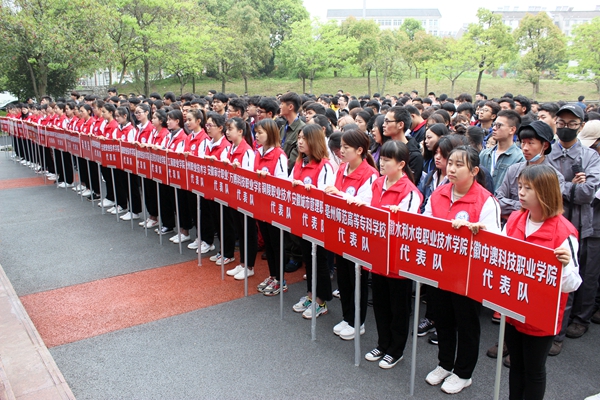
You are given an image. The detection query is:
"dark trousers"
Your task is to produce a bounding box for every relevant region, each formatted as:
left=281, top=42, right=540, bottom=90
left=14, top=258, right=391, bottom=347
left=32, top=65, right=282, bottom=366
left=371, top=274, right=412, bottom=359
left=78, top=157, right=89, bottom=188
left=336, top=256, right=369, bottom=327
left=505, top=324, right=553, bottom=400
left=571, top=237, right=600, bottom=326
left=208, top=200, right=235, bottom=259
left=101, top=166, right=115, bottom=201
left=158, top=183, right=176, bottom=229
left=284, top=232, right=303, bottom=264
left=113, top=169, right=129, bottom=209
left=44, top=147, right=55, bottom=173
left=88, top=161, right=101, bottom=194
left=175, top=189, right=195, bottom=231
left=199, top=197, right=216, bottom=245
left=54, top=149, right=73, bottom=184
left=259, top=221, right=282, bottom=279
left=234, top=211, right=257, bottom=267
left=143, top=178, right=158, bottom=217
left=429, top=288, right=481, bottom=379
left=300, top=239, right=332, bottom=302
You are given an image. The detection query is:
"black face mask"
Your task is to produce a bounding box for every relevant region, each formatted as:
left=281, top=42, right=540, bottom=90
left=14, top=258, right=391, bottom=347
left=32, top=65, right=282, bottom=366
left=557, top=128, right=578, bottom=143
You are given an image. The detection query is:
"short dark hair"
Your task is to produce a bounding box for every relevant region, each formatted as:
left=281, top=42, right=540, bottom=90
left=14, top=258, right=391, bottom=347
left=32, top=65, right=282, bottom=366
left=496, top=109, right=522, bottom=130
left=213, top=92, right=229, bottom=104
left=498, top=98, right=516, bottom=109
left=228, top=97, right=247, bottom=115
left=164, top=92, right=176, bottom=102
left=538, top=102, right=559, bottom=117
left=441, top=102, right=456, bottom=114
left=578, top=95, right=585, bottom=102
left=305, top=102, right=326, bottom=115
left=456, top=93, right=472, bottom=103
left=404, top=105, right=420, bottom=117
left=387, top=106, right=412, bottom=133
left=457, top=103, right=474, bottom=118
left=279, top=92, right=302, bottom=113
left=257, top=97, right=279, bottom=117
left=513, top=95, right=531, bottom=114
left=484, top=101, right=501, bottom=117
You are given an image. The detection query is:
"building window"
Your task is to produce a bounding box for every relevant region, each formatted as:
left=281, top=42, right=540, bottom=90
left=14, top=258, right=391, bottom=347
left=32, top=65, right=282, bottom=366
left=379, top=19, right=391, bottom=26
left=393, top=19, right=402, bottom=26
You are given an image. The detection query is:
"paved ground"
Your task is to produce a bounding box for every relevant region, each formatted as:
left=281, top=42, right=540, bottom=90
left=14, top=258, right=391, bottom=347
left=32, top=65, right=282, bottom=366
left=0, top=148, right=599, bottom=400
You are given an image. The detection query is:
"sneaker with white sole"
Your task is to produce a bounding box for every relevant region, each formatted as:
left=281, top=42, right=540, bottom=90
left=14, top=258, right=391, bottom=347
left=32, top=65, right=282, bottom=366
left=227, top=264, right=245, bottom=276
left=339, top=324, right=365, bottom=340
left=99, top=198, right=115, bottom=208
left=106, top=206, right=116, bottom=214
left=200, top=241, right=216, bottom=254
left=293, top=296, right=312, bottom=313
left=110, top=206, right=125, bottom=215
left=81, top=189, right=92, bottom=197
left=234, top=267, right=254, bottom=280
left=426, top=366, right=453, bottom=386
left=379, top=354, right=402, bottom=369
left=417, top=317, right=436, bottom=337
left=47, top=174, right=58, bottom=181
left=155, top=226, right=174, bottom=235
left=139, top=219, right=149, bottom=227
left=257, top=277, right=274, bottom=292
left=333, top=320, right=350, bottom=336
left=187, top=239, right=199, bottom=250
left=145, top=219, right=159, bottom=228
left=440, top=373, right=472, bottom=394
left=57, top=182, right=74, bottom=188
left=120, top=212, right=140, bottom=221
left=302, top=302, right=327, bottom=319
left=216, top=256, right=234, bottom=266
left=209, top=253, right=222, bottom=262
left=172, top=234, right=191, bottom=244
left=365, top=348, right=385, bottom=362
left=332, top=289, right=340, bottom=298
left=262, top=280, right=287, bottom=296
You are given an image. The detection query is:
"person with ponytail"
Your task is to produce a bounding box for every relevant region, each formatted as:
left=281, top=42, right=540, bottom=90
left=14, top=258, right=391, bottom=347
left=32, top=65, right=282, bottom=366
left=358, top=140, right=423, bottom=369
left=134, top=104, right=153, bottom=144
left=97, top=103, right=119, bottom=209
left=324, top=129, right=378, bottom=340
left=114, top=107, right=142, bottom=221
left=290, top=124, right=335, bottom=319
left=224, top=117, right=258, bottom=280
left=423, top=146, right=501, bottom=394
left=77, top=104, right=97, bottom=199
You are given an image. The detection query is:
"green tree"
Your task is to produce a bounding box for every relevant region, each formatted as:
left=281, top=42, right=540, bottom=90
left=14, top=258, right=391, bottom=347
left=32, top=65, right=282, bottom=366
left=463, top=8, right=516, bottom=94
left=400, top=18, right=425, bottom=40
left=0, top=0, right=112, bottom=99
left=340, top=17, right=380, bottom=96
left=403, top=31, right=444, bottom=93
left=568, top=17, right=600, bottom=95
left=430, top=38, right=475, bottom=96
left=374, top=29, right=410, bottom=94
left=514, top=12, right=566, bottom=96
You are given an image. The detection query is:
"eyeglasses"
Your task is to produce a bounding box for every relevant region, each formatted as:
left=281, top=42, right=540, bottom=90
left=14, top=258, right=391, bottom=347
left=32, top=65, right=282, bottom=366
left=256, top=109, right=266, bottom=114
left=556, top=120, right=581, bottom=129
left=205, top=123, right=214, bottom=129
left=134, top=111, right=144, bottom=115
left=383, top=119, right=396, bottom=124
left=492, top=122, right=505, bottom=129
left=480, top=108, right=492, bottom=113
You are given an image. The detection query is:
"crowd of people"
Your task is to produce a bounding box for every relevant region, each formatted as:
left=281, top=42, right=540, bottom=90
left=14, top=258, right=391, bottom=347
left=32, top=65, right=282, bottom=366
left=4, top=87, right=600, bottom=399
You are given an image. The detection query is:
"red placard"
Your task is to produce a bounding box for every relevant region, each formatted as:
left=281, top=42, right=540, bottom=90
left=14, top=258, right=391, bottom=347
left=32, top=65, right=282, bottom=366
left=135, top=144, right=151, bottom=178
left=149, top=147, right=167, bottom=184
left=120, top=141, right=137, bottom=174
left=16, top=121, right=24, bottom=138
left=186, top=155, right=214, bottom=198
left=80, top=134, right=92, bottom=160
left=46, top=127, right=57, bottom=149
left=166, top=151, right=188, bottom=190
left=65, top=130, right=81, bottom=158
left=38, top=125, right=47, bottom=147
left=204, top=160, right=237, bottom=206
left=324, top=194, right=390, bottom=275
left=389, top=211, right=472, bottom=295
left=101, top=138, right=122, bottom=169
left=228, top=166, right=266, bottom=220
left=467, top=230, right=563, bottom=335
left=0, top=117, right=8, bottom=133
left=90, top=136, right=103, bottom=163
left=55, top=129, right=67, bottom=152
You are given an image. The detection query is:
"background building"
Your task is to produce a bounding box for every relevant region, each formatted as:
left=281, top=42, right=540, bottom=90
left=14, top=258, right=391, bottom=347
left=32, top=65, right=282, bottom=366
left=494, top=6, right=600, bottom=36
left=326, top=9, right=442, bottom=36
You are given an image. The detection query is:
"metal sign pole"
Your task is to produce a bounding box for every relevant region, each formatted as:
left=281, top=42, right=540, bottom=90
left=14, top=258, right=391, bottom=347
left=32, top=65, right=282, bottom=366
left=142, top=180, right=148, bottom=236
left=279, top=229, right=284, bottom=320
left=157, top=182, right=163, bottom=245
left=493, top=315, right=506, bottom=400
left=197, top=194, right=201, bottom=266
left=127, top=172, right=134, bottom=230
left=111, top=168, right=119, bottom=221
left=311, top=242, right=317, bottom=341
left=87, top=160, right=93, bottom=208
left=59, top=151, right=66, bottom=190
left=410, top=282, right=422, bottom=396
left=243, top=214, right=248, bottom=297
left=98, top=164, right=105, bottom=214
left=354, top=262, right=361, bottom=367
left=174, top=188, right=182, bottom=254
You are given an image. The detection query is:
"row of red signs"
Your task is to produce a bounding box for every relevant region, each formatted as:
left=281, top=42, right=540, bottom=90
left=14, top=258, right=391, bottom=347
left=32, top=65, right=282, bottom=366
left=1, top=118, right=563, bottom=335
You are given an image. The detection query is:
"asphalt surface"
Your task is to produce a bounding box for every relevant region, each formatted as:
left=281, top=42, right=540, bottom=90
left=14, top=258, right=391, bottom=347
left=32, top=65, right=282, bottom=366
left=1, top=152, right=599, bottom=400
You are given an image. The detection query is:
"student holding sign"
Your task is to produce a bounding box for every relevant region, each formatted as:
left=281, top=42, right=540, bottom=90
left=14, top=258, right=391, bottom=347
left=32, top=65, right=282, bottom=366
left=504, top=164, right=580, bottom=400
left=324, top=129, right=378, bottom=340
left=423, top=146, right=501, bottom=394
left=290, top=124, right=335, bottom=319
left=358, top=140, right=422, bottom=368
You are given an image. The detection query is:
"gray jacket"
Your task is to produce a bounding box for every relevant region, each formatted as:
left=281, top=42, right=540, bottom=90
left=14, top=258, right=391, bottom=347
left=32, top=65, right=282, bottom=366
left=547, top=140, right=600, bottom=238
left=495, top=158, right=565, bottom=218
left=280, top=117, right=305, bottom=174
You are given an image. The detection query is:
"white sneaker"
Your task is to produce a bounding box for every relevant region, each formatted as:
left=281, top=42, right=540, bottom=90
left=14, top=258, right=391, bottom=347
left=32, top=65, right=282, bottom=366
left=226, top=264, right=245, bottom=276
left=171, top=234, right=190, bottom=244
left=110, top=206, right=125, bottom=215
left=187, top=239, right=199, bottom=250
left=120, top=212, right=140, bottom=221
left=332, top=289, right=340, bottom=298
left=234, top=267, right=254, bottom=280
left=293, top=296, right=312, bottom=313
left=72, top=184, right=83, bottom=192
left=145, top=219, right=159, bottom=228
left=426, top=366, right=453, bottom=386
left=215, top=256, right=234, bottom=266
left=585, top=394, right=600, bottom=400
left=99, top=198, right=115, bottom=208
left=440, top=373, right=472, bottom=394
left=57, top=182, right=74, bottom=188
left=200, top=241, right=215, bottom=254
left=81, top=189, right=92, bottom=197
left=106, top=206, right=116, bottom=213
left=339, top=324, right=365, bottom=340
left=47, top=174, right=57, bottom=181
left=169, top=233, right=179, bottom=242
left=139, top=219, right=148, bottom=227
left=333, top=320, right=350, bottom=336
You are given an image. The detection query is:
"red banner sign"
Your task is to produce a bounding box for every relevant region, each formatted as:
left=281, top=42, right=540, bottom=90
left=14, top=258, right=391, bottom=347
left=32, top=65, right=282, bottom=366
left=65, top=130, right=81, bottom=158
left=90, top=136, right=102, bottom=163
left=467, top=230, right=563, bottom=335
left=166, top=151, right=188, bottom=190
left=149, top=147, right=167, bottom=184
left=120, top=141, right=137, bottom=174
left=135, top=145, right=151, bottom=178
left=324, top=194, right=390, bottom=275
left=80, top=134, right=92, bottom=160
left=54, top=129, right=67, bottom=152
left=101, top=139, right=122, bottom=169
left=46, top=127, right=57, bottom=149
left=186, top=155, right=213, bottom=197
left=389, top=211, right=472, bottom=295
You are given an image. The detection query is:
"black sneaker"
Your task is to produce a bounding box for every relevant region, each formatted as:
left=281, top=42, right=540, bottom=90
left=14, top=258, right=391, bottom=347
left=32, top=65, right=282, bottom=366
left=87, top=193, right=101, bottom=202
left=428, top=332, right=438, bottom=345
left=379, top=354, right=403, bottom=369
left=284, top=259, right=301, bottom=273
left=417, top=318, right=435, bottom=336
